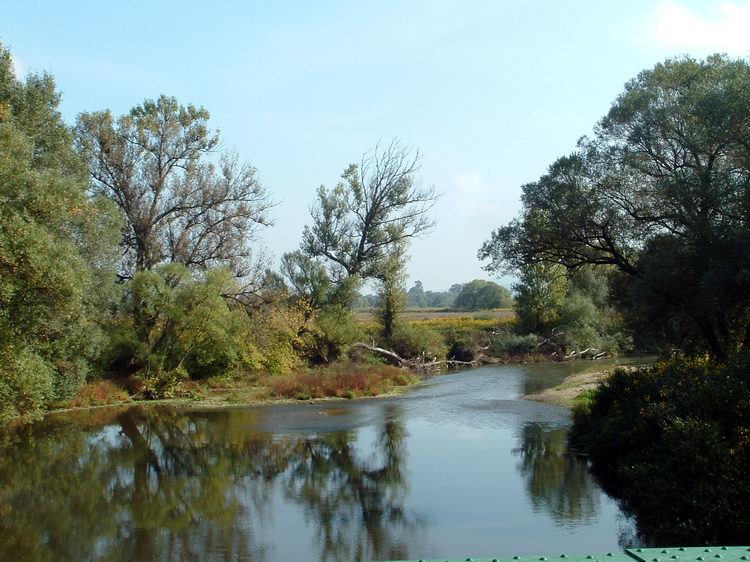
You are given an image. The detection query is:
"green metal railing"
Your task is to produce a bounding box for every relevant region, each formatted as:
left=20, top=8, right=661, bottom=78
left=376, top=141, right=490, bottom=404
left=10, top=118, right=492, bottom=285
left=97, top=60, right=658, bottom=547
left=381, top=545, right=750, bottom=562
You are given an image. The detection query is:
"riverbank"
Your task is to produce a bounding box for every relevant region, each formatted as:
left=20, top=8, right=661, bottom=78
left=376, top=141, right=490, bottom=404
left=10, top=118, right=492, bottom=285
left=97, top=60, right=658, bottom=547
left=17, top=355, right=643, bottom=424
left=524, top=364, right=643, bottom=408
left=523, top=370, right=610, bottom=408
left=42, top=362, right=420, bottom=419
left=47, top=357, right=616, bottom=419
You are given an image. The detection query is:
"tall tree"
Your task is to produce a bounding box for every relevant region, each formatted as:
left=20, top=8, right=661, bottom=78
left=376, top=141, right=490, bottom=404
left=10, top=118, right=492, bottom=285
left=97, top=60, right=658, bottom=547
left=480, top=55, right=750, bottom=358
left=286, top=139, right=437, bottom=307
left=0, top=44, right=120, bottom=419
left=76, top=95, right=273, bottom=280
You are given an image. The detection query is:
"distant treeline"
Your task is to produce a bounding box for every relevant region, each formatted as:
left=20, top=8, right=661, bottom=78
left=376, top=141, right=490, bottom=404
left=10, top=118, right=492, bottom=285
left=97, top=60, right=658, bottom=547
left=356, top=279, right=513, bottom=310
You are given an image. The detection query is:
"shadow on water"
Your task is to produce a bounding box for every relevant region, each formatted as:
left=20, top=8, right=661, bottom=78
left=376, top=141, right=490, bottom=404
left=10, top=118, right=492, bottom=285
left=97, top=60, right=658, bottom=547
left=0, top=404, right=422, bottom=562
left=514, top=423, right=600, bottom=526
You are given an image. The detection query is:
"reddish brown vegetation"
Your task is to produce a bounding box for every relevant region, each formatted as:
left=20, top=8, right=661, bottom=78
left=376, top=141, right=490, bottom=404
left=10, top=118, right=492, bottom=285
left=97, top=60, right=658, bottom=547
left=266, top=363, right=416, bottom=400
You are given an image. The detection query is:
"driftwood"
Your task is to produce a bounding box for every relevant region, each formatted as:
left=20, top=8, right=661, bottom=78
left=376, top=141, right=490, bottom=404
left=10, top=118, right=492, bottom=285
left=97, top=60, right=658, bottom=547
left=351, top=342, right=478, bottom=371
left=562, top=347, right=610, bottom=361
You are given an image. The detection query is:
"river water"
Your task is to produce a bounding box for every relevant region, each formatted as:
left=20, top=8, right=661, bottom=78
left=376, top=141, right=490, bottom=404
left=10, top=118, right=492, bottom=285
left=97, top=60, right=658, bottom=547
left=0, top=360, right=643, bottom=562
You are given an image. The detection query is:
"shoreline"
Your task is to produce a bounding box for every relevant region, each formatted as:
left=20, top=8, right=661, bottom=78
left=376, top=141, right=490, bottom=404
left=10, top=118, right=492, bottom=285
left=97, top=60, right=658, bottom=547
left=44, top=383, right=416, bottom=417
left=523, top=370, right=611, bottom=408
left=5, top=356, right=648, bottom=426
left=524, top=364, right=644, bottom=408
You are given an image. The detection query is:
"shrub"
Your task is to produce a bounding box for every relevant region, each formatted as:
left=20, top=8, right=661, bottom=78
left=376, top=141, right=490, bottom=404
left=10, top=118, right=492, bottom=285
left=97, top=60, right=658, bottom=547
left=488, top=332, right=538, bottom=357
left=0, top=346, right=54, bottom=423
left=387, top=323, right=447, bottom=360
left=266, top=363, right=414, bottom=400
left=571, top=354, right=750, bottom=544
left=100, top=264, right=306, bottom=389
left=304, top=305, right=363, bottom=364
left=140, top=366, right=189, bottom=400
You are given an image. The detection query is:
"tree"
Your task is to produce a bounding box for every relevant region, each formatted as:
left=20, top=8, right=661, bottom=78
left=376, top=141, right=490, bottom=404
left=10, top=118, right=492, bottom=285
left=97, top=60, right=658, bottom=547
left=407, top=280, right=427, bottom=308
left=480, top=55, right=750, bottom=359
left=0, top=43, right=120, bottom=419
left=454, top=279, right=513, bottom=310
left=376, top=246, right=408, bottom=338
left=512, top=264, right=567, bottom=334
left=286, top=139, right=437, bottom=306
left=76, top=95, right=273, bottom=280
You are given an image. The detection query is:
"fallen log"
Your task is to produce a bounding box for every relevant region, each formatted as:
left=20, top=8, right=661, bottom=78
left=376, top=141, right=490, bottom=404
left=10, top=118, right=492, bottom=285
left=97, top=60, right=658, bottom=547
left=351, top=342, right=479, bottom=370
left=350, top=342, right=406, bottom=365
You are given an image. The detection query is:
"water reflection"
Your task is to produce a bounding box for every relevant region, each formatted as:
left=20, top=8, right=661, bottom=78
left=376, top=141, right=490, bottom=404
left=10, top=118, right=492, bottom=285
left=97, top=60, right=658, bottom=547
left=513, top=423, right=600, bottom=526
left=0, top=405, right=421, bottom=562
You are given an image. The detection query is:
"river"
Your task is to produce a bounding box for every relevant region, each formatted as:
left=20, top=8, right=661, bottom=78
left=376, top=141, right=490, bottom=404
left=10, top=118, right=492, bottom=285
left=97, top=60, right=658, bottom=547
left=0, top=360, right=644, bottom=562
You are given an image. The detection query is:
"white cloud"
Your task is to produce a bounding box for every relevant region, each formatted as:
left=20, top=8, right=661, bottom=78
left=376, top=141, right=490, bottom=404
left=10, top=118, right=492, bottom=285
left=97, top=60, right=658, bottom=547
left=649, top=1, right=750, bottom=54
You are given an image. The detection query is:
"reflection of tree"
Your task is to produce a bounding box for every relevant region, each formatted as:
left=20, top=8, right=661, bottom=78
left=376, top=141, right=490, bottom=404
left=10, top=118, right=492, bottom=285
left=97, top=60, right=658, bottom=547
left=0, top=404, right=420, bottom=562
left=283, top=404, right=420, bottom=562
left=513, top=423, right=600, bottom=525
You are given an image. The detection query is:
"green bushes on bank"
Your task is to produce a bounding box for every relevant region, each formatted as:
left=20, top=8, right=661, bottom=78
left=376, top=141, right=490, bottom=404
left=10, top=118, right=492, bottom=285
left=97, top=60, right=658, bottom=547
left=387, top=323, right=448, bottom=360
left=571, top=355, right=750, bottom=543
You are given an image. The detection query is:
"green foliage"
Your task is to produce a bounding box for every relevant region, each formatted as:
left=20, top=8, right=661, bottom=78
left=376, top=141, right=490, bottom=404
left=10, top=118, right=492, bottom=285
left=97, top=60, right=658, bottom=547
left=376, top=246, right=408, bottom=338
left=572, top=355, right=750, bottom=543
left=512, top=265, right=630, bottom=354
left=102, top=264, right=304, bottom=393
left=512, top=264, right=567, bottom=334
left=454, top=279, right=513, bottom=310
left=407, top=280, right=427, bottom=307
left=0, top=42, right=119, bottom=420
left=304, top=305, right=363, bottom=364
left=556, top=269, right=632, bottom=354
left=289, top=140, right=437, bottom=312
left=76, top=94, right=271, bottom=278
left=140, top=366, right=188, bottom=400
left=0, top=346, right=54, bottom=423
left=480, top=54, right=750, bottom=359
left=280, top=251, right=332, bottom=310
left=488, top=332, right=538, bottom=357
left=387, top=323, right=447, bottom=360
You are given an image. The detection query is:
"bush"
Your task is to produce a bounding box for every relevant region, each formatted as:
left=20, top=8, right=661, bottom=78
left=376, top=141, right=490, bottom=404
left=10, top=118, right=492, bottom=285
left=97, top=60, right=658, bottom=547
left=0, top=346, right=54, bottom=423
left=488, top=332, right=538, bottom=357
left=140, top=366, right=189, bottom=400
left=571, top=354, right=750, bottom=544
left=101, top=264, right=307, bottom=385
left=266, top=363, right=414, bottom=400
left=304, top=305, right=363, bottom=364
left=387, top=323, right=447, bottom=360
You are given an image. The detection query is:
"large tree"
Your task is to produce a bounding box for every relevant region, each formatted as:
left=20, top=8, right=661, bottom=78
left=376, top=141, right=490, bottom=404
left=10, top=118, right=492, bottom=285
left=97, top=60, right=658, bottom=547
left=480, top=55, right=750, bottom=358
left=0, top=44, right=120, bottom=419
left=285, top=140, right=437, bottom=307
left=76, top=95, right=273, bottom=280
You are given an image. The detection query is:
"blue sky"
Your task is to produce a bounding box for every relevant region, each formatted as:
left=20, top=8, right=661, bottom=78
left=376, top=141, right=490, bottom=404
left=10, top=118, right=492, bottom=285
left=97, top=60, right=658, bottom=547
left=5, top=0, right=750, bottom=290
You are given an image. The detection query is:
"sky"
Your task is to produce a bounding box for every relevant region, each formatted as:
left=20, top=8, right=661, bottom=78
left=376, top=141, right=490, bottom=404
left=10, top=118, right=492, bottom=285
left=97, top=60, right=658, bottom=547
left=4, top=0, right=750, bottom=291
